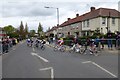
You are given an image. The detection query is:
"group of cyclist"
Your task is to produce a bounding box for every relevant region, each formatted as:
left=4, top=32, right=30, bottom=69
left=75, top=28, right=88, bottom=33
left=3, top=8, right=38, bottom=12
left=26, top=38, right=46, bottom=49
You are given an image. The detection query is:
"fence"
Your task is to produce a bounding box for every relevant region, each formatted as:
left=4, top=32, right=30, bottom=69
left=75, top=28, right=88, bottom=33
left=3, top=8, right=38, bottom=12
left=63, top=39, right=120, bottom=47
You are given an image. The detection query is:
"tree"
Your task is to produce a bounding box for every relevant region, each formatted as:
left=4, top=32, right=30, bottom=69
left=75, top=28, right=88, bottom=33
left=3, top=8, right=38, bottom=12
left=19, top=21, right=25, bottom=38
left=24, top=23, right=29, bottom=38
left=3, top=25, right=15, bottom=34
left=3, top=25, right=20, bottom=38
left=37, top=22, right=43, bottom=36
left=47, top=27, right=51, bottom=31
left=30, top=30, right=36, bottom=37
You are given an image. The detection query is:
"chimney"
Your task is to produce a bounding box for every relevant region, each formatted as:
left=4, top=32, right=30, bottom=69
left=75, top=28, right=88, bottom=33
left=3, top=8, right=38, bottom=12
left=76, top=14, right=79, bottom=17
left=68, top=18, right=71, bottom=21
left=91, top=7, right=95, bottom=11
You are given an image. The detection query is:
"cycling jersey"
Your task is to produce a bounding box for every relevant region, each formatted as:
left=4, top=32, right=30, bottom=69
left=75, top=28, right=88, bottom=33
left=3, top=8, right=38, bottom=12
left=57, top=40, right=64, bottom=46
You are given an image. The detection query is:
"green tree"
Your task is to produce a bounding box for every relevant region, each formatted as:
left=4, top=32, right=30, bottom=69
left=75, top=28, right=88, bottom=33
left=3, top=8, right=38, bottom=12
left=37, top=22, right=43, bottom=36
left=24, top=23, right=29, bottom=38
left=3, top=25, right=15, bottom=34
left=19, top=21, right=25, bottom=38
left=3, top=25, right=20, bottom=38
left=30, top=30, right=36, bottom=37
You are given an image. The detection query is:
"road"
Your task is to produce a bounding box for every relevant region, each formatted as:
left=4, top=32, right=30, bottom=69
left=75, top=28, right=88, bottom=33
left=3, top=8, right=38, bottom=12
left=1, top=41, right=118, bottom=79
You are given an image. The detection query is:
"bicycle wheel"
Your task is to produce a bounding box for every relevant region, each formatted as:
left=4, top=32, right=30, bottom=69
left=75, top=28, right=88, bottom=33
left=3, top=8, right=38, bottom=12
left=92, top=48, right=99, bottom=56
left=41, top=46, right=45, bottom=50
left=60, top=46, right=66, bottom=52
left=79, top=46, right=85, bottom=54
left=53, top=46, right=58, bottom=51
left=69, top=49, right=74, bottom=53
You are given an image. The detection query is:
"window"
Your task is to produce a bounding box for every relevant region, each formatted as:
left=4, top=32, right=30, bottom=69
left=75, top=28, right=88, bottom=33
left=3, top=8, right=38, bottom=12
left=87, top=20, right=89, bottom=27
left=112, top=18, right=115, bottom=25
left=102, top=17, right=106, bottom=25
left=83, top=21, right=85, bottom=27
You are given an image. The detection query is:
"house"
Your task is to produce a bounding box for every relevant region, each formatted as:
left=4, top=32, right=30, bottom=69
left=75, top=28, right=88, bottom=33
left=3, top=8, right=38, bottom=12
left=46, top=7, right=120, bottom=38
left=45, top=26, right=59, bottom=38
left=81, top=7, right=120, bottom=36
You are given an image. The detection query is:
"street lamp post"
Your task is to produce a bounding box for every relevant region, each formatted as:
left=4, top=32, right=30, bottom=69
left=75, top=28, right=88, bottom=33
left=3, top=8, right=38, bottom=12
left=44, top=6, right=59, bottom=26
left=106, top=11, right=111, bottom=33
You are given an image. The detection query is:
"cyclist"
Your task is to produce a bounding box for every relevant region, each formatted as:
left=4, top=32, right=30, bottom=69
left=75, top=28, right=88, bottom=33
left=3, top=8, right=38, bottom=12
left=26, top=38, right=31, bottom=46
left=57, top=38, right=64, bottom=50
left=40, top=39, right=46, bottom=49
left=35, top=38, right=39, bottom=48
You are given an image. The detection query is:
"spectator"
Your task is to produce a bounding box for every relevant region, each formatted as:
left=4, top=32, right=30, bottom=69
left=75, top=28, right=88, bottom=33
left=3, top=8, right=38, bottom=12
left=100, top=36, right=105, bottom=49
left=116, top=32, right=120, bottom=49
left=107, top=31, right=113, bottom=50
left=12, top=38, right=16, bottom=45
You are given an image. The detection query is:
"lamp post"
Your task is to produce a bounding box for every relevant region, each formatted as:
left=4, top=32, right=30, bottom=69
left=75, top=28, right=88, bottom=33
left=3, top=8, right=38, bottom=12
left=106, top=11, right=111, bottom=33
left=44, top=6, right=59, bottom=26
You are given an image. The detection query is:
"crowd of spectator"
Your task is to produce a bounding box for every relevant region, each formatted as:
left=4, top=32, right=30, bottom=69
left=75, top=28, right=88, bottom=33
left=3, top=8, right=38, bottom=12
left=1, top=38, right=22, bottom=54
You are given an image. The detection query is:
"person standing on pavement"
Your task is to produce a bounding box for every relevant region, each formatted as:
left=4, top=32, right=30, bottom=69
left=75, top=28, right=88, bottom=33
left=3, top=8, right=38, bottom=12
left=100, top=36, right=105, bottom=49
left=116, top=32, right=120, bottom=49
left=107, top=31, right=113, bottom=50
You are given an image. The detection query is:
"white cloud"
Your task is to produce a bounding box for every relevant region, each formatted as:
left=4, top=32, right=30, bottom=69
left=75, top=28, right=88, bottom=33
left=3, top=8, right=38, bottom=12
left=0, top=0, right=119, bottom=32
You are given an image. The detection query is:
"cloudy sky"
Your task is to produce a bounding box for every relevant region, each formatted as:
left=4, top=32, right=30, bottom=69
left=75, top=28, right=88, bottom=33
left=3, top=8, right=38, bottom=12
left=0, top=0, right=120, bottom=32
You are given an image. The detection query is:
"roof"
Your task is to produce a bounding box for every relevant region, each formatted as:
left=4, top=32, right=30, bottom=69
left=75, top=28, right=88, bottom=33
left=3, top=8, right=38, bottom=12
left=81, top=8, right=120, bottom=21
left=60, top=7, right=120, bottom=26
left=46, top=26, right=59, bottom=33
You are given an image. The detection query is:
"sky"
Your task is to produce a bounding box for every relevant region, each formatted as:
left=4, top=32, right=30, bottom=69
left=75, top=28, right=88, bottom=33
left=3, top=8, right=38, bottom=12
left=0, top=0, right=120, bottom=32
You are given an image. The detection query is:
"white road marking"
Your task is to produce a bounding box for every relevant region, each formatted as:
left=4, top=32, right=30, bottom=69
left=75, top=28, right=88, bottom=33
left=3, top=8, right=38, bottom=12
left=12, top=47, right=16, bottom=50
left=31, top=53, right=49, bottom=63
left=40, top=67, right=54, bottom=79
left=33, top=47, right=35, bottom=52
left=82, top=61, right=92, bottom=63
left=82, top=61, right=117, bottom=78
left=92, top=62, right=117, bottom=78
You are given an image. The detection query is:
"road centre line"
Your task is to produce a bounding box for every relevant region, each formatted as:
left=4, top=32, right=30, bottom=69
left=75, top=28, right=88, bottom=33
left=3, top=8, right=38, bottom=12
left=82, top=61, right=117, bottom=78
left=40, top=67, right=54, bottom=79
left=31, top=53, right=49, bottom=63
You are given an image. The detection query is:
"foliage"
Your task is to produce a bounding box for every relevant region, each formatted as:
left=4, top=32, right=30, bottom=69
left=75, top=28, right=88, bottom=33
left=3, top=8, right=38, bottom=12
left=38, top=22, right=43, bottom=37
left=24, top=23, right=29, bottom=35
left=19, top=21, right=25, bottom=38
left=3, top=25, right=15, bottom=34
left=30, top=30, right=36, bottom=37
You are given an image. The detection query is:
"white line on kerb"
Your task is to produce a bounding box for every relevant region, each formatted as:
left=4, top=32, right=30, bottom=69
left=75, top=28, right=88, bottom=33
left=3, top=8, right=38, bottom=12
left=40, top=67, right=54, bottom=79
left=82, top=61, right=117, bottom=78
left=31, top=53, right=49, bottom=63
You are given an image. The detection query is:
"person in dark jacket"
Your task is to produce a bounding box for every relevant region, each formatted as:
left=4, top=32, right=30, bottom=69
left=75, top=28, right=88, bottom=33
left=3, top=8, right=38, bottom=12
left=107, top=31, right=113, bottom=50
left=116, top=32, right=120, bottom=49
